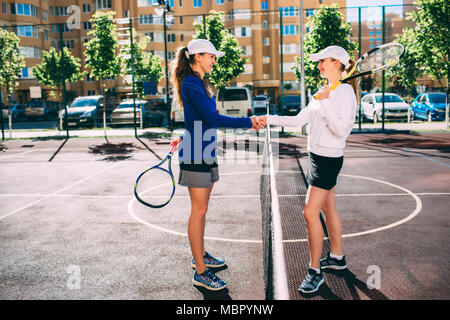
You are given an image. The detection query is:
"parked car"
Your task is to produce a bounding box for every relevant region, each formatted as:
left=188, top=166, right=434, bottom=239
left=110, top=99, right=163, bottom=127
left=410, top=92, right=448, bottom=122
left=25, top=100, right=58, bottom=120
left=252, top=95, right=270, bottom=115
left=10, top=104, right=26, bottom=121
left=61, top=95, right=117, bottom=128
left=1, top=104, right=9, bottom=119
left=360, top=93, right=409, bottom=123
left=278, top=95, right=301, bottom=115
left=216, top=87, right=252, bottom=117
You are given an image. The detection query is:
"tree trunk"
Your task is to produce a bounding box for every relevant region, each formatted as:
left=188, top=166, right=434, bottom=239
left=102, top=80, right=108, bottom=143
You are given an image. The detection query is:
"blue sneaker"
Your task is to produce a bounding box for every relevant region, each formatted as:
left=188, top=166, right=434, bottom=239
left=191, top=252, right=226, bottom=269
left=298, top=269, right=324, bottom=294
left=192, top=268, right=227, bottom=291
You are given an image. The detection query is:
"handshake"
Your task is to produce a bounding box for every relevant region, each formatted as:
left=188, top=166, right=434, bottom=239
left=250, top=116, right=267, bottom=131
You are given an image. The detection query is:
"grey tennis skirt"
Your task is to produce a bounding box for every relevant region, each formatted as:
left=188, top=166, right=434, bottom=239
left=178, top=158, right=219, bottom=188
left=307, top=152, right=343, bottom=190
left=178, top=167, right=219, bottom=188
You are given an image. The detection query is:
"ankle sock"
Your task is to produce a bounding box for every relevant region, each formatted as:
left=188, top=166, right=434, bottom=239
left=330, top=253, right=344, bottom=260
left=310, top=267, right=321, bottom=274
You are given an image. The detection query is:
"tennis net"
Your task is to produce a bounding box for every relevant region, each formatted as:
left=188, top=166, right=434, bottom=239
left=260, top=127, right=289, bottom=300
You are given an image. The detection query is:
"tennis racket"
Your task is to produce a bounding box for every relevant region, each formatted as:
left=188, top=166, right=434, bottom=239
left=314, top=42, right=405, bottom=99
left=134, top=140, right=179, bottom=208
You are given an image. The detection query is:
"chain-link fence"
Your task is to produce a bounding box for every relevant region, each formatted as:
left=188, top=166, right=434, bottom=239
left=0, top=2, right=448, bottom=140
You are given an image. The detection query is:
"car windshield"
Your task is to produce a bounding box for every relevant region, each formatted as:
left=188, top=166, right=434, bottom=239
left=253, top=97, right=267, bottom=101
left=28, top=101, right=42, bottom=108
left=428, top=94, right=446, bottom=103
left=71, top=99, right=98, bottom=107
left=119, top=103, right=141, bottom=108
left=283, top=96, right=301, bottom=103
left=375, top=95, right=403, bottom=103
left=218, top=89, right=248, bottom=101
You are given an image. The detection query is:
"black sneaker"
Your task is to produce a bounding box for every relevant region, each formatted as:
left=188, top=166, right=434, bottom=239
left=298, top=269, right=324, bottom=294
left=320, top=252, right=347, bottom=270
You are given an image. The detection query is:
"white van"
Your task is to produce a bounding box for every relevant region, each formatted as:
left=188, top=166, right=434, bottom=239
left=216, top=87, right=252, bottom=117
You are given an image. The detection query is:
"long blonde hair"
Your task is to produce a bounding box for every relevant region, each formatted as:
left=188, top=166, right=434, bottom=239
left=169, top=47, right=213, bottom=111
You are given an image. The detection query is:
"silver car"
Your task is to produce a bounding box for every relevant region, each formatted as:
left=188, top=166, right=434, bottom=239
left=360, top=93, right=409, bottom=123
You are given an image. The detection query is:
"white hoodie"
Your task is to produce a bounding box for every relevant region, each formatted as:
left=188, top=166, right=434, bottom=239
left=267, top=83, right=357, bottom=157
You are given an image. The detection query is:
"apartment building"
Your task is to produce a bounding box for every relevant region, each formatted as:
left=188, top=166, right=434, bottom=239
left=1, top=0, right=346, bottom=104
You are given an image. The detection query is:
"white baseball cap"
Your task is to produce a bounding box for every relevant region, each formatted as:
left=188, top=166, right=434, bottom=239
left=187, top=39, right=225, bottom=58
left=310, top=45, right=351, bottom=67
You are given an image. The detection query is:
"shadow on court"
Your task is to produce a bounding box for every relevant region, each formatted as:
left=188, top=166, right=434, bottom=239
left=299, top=269, right=390, bottom=300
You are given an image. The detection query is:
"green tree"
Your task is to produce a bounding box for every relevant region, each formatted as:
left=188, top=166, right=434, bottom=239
left=292, top=5, right=358, bottom=92
left=386, top=28, right=421, bottom=101
left=193, top=11, right=247, bottom=92
left=0, top=29, right=26, bottom=139
left=408, top=0, right=449, bottom=96
left=122, top=34, right=163, bottom=98
left=33, top=47, right=84, bottom=108
left=84, top=11, right=122, bottom=139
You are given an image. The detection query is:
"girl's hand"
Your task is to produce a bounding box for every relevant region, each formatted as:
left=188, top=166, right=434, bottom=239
left=317, top=85, right=331, bottom=100
left=170, top=137, right=182, bottom=151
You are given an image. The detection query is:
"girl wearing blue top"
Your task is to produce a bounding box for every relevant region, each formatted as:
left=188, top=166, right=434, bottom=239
left=170, top=39, right=259, bottom=291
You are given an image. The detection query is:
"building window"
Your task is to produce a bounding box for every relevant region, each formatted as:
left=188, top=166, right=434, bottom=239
left=167, top=34, right=176, bottom=42
left=83, top=4, right=90, bottom=13
left=282, top=25, right=297, bottom=35
left=216, top=0, right=224, bottom=4
left=261, top=1, right=268, bottom=10
left=2, top=2, right=7, bottom=14
left=193, top=0, right=202, bottom=8
left=96, top=0, right=112, bottom=10
left=263, top=38, right=269, bottom=46
left=305, top=9, right=314, bottom=17
left=262, top=20, right=268, bottom=29
left=21, top=67, right=34, bottom=79
left=241, top=27, right=246, bottom=37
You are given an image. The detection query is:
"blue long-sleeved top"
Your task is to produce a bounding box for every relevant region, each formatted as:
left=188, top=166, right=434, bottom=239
left=179, top=75, right=252, bottom=164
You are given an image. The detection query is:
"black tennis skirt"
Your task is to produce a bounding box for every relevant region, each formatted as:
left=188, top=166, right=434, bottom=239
left=307, top=152, right=344, bottom=190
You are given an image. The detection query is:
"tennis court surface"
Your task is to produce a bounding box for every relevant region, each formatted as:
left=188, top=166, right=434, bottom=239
left=0, top=130, right=449, bottom=300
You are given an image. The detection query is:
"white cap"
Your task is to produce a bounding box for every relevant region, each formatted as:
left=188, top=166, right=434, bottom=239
left=310, top=45, right=351, bottom=67
left=187, top=39, right=225, bottom=58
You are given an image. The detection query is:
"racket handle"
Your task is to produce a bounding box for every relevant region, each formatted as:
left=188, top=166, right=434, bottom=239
left=313, top=81, right=342, bottom=100
left=169, top=142, right=177, bottom=154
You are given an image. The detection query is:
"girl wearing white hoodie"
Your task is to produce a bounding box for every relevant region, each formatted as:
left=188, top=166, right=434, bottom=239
left=258, top=45, right=358, bottom=294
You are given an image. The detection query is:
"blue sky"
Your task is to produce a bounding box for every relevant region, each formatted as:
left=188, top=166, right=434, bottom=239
left=345, top=0, right=405, bottom=22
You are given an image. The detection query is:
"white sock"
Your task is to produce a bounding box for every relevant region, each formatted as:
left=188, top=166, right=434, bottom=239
left=330, top=253, right=344, bottom=260
left=310, top=267, right=321, bottom=274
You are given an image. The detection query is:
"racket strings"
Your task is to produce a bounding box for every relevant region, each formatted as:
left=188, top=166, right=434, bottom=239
left=358, top=45, right=404, bottom=72
left=135, top=167, right=175, bottom=208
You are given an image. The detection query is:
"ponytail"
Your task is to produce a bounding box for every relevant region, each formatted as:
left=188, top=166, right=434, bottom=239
left=170, top=46, right=213, bottom=111
left=343, top=59, right=359, bottom=103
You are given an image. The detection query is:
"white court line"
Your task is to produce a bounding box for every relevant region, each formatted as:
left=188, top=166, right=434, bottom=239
left=401, top=148, right=450, bottom=168
left=0, top=163, right=121, bottom=221
left=0, top=150, right=34, bottom=160
left=128, top=172, right=424, bottom=244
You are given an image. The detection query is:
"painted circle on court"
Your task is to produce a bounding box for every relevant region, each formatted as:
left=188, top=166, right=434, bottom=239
left=128, top=172, right=422, bottom=243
